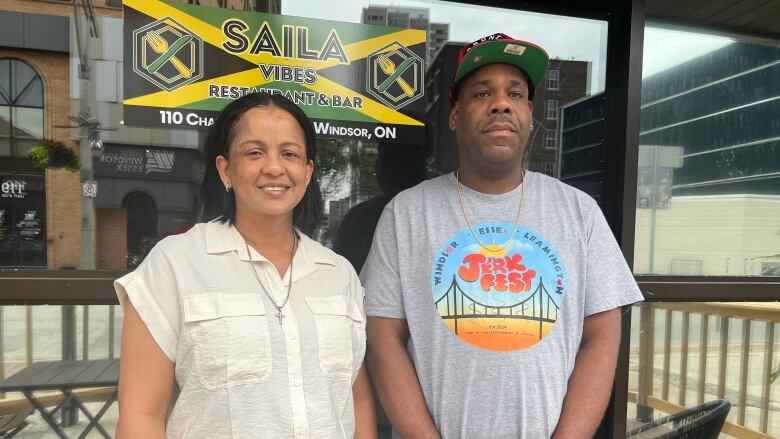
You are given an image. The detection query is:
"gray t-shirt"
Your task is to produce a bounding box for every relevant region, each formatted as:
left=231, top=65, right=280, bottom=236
left=361, top=171, right=643, bottom=439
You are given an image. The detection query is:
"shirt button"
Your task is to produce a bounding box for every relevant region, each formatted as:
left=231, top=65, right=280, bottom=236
left=294, top=380, right=300, bottom=387
left=290, top=334, right=297, bottom=340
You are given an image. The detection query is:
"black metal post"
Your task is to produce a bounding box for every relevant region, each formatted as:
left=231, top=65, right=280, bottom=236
left=598, top=0, right=646, bottom=437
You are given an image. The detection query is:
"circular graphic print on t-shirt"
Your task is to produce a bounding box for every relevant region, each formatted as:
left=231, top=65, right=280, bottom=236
left=431, top=223, right=568, bottom=351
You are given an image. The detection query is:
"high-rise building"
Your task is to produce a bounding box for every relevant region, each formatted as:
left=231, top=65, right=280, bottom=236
left=561, top=42, right=780, bottom=201
left=560, top=42, right=780, bottom=276
left=361, top=5, right=449, bottom=63
left=428, top=22, right=449, bottom=61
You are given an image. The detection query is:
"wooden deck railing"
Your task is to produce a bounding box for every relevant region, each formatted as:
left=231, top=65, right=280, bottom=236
left=633, top=302, right=780, bottom=438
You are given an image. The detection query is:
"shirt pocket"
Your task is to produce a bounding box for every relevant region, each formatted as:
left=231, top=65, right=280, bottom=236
left=183, top=293, right=272, bottom=389
left=305, top=295, right=364, bottom=375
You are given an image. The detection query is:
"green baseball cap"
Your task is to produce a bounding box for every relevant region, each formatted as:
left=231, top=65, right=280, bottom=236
left=450, top=33, right=550, bottom=101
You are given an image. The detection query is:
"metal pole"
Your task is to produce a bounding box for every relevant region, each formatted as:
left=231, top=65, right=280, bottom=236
left=648, top=146, right=657, bottom=273
left=64, top=0, right=98, bottom=426
left=636, top=303, right=654, bottom=422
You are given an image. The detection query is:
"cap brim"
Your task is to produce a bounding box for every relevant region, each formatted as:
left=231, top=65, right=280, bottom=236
left=453, top=40, right=549, bottom=95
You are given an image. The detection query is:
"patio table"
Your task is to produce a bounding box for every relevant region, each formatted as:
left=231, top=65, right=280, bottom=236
left=0, top=358, right=119, bottom=439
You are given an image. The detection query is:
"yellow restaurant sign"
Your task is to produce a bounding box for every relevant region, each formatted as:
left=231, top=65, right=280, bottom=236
left=122, top=0, right=427, bottom=143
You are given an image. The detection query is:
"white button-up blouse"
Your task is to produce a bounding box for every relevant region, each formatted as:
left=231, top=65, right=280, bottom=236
left=115, top=221, right=366, bottom=438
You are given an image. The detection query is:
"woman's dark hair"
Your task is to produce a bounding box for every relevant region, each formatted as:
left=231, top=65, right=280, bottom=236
left=201, top=92, right=324, bottom=235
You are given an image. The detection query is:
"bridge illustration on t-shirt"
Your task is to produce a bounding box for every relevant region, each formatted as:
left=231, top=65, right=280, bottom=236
left=434, top=274, right=560, bottom=351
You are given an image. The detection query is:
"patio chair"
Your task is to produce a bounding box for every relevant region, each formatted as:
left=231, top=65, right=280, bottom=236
left=626, top=399, right=731, bottom=439
left=0, top=411, right=32, bottom=438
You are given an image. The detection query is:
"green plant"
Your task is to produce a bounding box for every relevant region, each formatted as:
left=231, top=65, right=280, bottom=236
left=28, top=139, right=80, bottom=172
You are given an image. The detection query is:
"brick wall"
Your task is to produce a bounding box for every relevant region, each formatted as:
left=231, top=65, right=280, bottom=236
left=97, top=207, right=127, bottom=269
left=0, top=48, right=82, bottom=268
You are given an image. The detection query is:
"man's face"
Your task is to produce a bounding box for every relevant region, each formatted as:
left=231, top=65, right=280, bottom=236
left=449, top=63, right=533, bottom=173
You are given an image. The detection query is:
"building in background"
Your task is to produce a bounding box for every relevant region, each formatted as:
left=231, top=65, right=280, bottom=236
left=362, top=5, right=449, bottom=63
left=0, top=0, right=124, bottom=269
left=527, top=59, right=589, bottom=177
left=561, top=42, right=780, bottom=275
left=559, top=93, right=606, bottom=202
left=184, top=0, right=281, bottom=11
left=426, top=42, right=589, bottom=176
left=0, top=0, right=274, bottom=269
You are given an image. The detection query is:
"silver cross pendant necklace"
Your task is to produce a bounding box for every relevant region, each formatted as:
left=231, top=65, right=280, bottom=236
left=243, top=230, right=298, bottom=325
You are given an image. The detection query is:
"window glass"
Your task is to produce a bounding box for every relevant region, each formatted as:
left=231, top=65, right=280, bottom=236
left=546, top=69, right=560, bottom=90
left=0, top=105, right=10, bottom=136
left=545, top=131, right=556, bottom=149
left=0, top=59, right=10, bottom=102
left=11, top=107, right=43, bottom=140
left=544, top=161, right=555, bottom=176
left=16, top=77, right=43, bottom=108
left=545, top=99, right=559, bottom=119
left=0, top=59, right=44, bottom=161
left=0, top=173, right=46, bottom=266
left=0, top=2, right=610, bottom=435
left=11, top=60, right=37, bottom=100
left=633, top=26, right=780, bottom=276
left=44, top=0, right=609, bottom=271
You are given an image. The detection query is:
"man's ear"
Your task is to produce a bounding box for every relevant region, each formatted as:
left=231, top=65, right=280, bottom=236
left=448, top=100, right=460, bottom=132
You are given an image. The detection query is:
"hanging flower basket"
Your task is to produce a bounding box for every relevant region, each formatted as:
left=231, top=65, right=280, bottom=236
left=28, top=140, right=80, bottom=172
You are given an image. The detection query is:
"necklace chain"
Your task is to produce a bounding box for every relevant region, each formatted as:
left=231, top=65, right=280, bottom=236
left=243, top=230, right=298, bottom=325
left=455, top=169, right=526, bottom=252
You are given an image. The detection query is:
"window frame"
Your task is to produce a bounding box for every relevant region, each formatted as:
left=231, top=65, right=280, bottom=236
left=2, top=2, right=778, bottom=439
left=546, top=69, right=560, bottom=90
left=0, top=58, right=44, bottom=158
left=545, top=99, right=559, bottom=120
left=544, top=130, right=557, bottom=149
left=544, top=161, right=556, bottom=176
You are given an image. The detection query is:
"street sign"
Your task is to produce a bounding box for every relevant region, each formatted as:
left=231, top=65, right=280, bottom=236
left=82, top=180, right=98, bottom=198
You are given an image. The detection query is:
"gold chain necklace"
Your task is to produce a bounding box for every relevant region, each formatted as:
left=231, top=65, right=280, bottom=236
left=455, top=168, right=526, bottom=254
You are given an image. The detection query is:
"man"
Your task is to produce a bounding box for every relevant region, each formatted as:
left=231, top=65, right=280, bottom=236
left=361, top=33, right=643, bottom=438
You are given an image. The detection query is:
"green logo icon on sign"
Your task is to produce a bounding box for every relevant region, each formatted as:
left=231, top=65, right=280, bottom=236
left=132, top=17, right=204, bottom=92
left=367, top=42, right=424, bottom=110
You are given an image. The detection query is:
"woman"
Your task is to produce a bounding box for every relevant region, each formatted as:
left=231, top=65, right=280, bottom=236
left=115, top=92, right=376, bottom=438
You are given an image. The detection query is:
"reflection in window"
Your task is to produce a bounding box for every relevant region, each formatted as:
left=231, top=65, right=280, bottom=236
left=0, top=59, right=44, bottom=157
left=544, top=161, right=555, bottom=177
left=0, top=173, right=46, bottom=267
left=670, top=259, right=702, bottom=275
left=125, top=192, right=158, bottom=269
left=634, top=29, right=780, bottom=276
left=544, top=131, right=556, bottom=150
left=545, top=99, right=559, bottom=120
left=283, top=0, right=608, bottom=195
left=546, top=69, right=560, bottom=90
left=761, top=262, right=780, bottom=276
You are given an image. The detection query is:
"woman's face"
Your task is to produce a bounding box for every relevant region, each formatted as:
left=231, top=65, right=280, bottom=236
left=216, top=105, right=313, bottom=224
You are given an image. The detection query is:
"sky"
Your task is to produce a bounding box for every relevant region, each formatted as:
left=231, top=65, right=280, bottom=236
left=283, top=0, right=607, bottom=92
left=281, top=0, right=735, bottom=91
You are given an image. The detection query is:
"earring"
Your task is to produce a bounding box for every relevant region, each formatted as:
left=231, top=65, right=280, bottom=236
left=224, top=181, right=231, bottom=192
left=530, top=124, right=534, bottom=130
